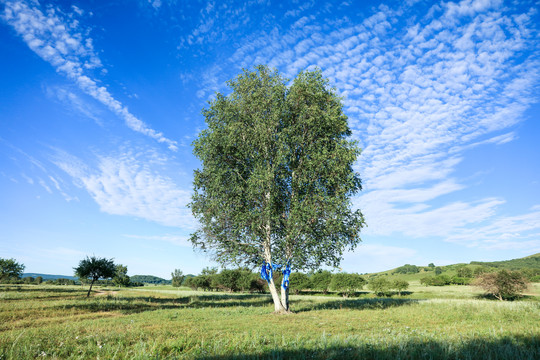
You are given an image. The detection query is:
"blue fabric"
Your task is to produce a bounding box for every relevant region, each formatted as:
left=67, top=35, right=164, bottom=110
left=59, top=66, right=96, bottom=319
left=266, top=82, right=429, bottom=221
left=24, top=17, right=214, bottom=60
left=281, top=262, right=291, bottom=290
left=260, top=262, right=273, bottom=282
left=260, top=261, right=291, bottom=290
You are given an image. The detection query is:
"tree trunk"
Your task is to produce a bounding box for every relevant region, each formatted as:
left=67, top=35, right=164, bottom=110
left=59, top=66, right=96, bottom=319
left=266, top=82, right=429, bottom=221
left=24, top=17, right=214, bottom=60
left=268, top=278, right=285, bottom=312
left=280, top=285, right=289, bottom=312
left=87, top=278, right=95, bottom=297
left=263, top=196, right=286, bottom=313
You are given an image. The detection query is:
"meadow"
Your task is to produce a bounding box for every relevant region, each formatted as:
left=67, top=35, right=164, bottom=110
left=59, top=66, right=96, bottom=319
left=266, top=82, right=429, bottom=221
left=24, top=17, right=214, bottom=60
left=1, top=282, right=539, bottom=359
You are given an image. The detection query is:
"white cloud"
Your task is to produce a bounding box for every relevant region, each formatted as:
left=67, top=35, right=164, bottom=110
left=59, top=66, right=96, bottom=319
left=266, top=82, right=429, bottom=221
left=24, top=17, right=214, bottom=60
left=53, top=149, right=195, bottom=229
left=2, top=0, right=178, bottom=150
left=123, top=234, right=191, bottom=247
left=211, top=0, right=540, bottom=253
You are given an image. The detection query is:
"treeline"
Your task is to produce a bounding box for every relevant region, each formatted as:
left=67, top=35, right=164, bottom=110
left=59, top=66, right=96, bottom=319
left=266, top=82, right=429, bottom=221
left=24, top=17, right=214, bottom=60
left=182, top=268, right=410, bottom=297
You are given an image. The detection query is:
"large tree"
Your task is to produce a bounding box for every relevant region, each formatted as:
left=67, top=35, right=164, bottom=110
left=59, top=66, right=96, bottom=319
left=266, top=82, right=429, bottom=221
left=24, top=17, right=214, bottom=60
left=190, top=66, right=365, bottom=312
left=74, top=256, right=116, bottom=297
left=0, top=258, right=25, bottom=281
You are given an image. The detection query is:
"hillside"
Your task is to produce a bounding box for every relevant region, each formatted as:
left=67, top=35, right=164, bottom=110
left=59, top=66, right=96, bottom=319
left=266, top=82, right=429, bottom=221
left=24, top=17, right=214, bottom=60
left=366, top=253, right=540, bottom=282
left=470, top=253, right=540, bottom=270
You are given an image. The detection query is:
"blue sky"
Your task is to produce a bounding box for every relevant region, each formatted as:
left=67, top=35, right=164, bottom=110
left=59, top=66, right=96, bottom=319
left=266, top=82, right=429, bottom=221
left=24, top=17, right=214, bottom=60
left=1, top=0, right=539, bottom=279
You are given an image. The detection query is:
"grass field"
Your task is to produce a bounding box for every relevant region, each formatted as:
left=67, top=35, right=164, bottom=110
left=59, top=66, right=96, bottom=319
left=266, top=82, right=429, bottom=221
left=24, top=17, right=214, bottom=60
left=1, top=284, right=539, bottom=359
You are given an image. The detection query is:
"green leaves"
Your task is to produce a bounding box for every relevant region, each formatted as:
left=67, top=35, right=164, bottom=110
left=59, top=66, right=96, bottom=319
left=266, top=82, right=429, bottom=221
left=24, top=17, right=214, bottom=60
left=190, top=65, right=365, bottom=271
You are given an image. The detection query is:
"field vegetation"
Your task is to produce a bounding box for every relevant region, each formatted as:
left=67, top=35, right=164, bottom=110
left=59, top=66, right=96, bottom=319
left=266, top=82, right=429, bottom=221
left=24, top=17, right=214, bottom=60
left=1, top=282, right=539, bottom=359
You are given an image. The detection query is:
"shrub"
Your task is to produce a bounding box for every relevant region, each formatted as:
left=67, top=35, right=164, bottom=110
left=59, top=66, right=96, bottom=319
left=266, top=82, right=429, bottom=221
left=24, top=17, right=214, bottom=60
left=474, top=270, right=530, bottom=301
left=310, top=270, right=332, bottom=294
left=368, top=277, right=392, bottom=296
left=289, top=272, right=312, bottom=295
left=330, top=273, right=366, bottom=297
left=393, top=264, right=419, bottom=274
left=393, top=279, right=409, bottom=296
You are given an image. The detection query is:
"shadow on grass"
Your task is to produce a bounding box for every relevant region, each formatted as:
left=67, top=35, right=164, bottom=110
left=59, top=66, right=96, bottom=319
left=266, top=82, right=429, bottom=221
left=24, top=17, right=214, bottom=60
left=51, top=294, right=274, bottom=314
left=193, top=335, right=540, bottom=360
left=473, top=293, right=534, bottom=301
left=295, top=297, right=421, bottom=312
left=0, top=286, right=84, bottom=293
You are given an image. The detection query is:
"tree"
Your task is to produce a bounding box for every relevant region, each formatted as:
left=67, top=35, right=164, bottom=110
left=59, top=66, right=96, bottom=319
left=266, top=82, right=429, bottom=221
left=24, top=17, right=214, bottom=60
left=428, top=263, right=435, bottom=268
left=368, top=277, right=392, bottom=296
left=393, top=264, right=419, bottom=274
left=190, top=66, right=365, bottom=312
left=330, top=273, right=366, bottom=297
left=456, top=265, right=473, bottom=278
left=171, top=269, right=185, bottom=287
left=0, top=258, right=25, bottom=281
left=113, top=264, right=131, bottom=287
left=474, top=270, right=530, bottom=301
left=393, top=279, right=409, bottom=296
left=310, top=270, right=333, bottom=294
left=289, top=272, right=312, bottom=295
left=74, top=256, right=116, bottom=297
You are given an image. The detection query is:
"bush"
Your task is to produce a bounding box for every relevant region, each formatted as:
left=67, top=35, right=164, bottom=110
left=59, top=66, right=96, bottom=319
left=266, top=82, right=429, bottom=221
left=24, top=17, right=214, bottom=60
left=474, top=270, right=530, bottom=301
left=393, top=279, right=409, bottom=296
left=393, top=264, right=419, bottom=274
left=289, top=272, right=312, bottom=295
left=310, top=270, right=332, bottom=294
left=420, top=275, right=451, bottom=286
left=368, top=277, right=392, bottom=296
left=330, top=273, right=366, bottom=297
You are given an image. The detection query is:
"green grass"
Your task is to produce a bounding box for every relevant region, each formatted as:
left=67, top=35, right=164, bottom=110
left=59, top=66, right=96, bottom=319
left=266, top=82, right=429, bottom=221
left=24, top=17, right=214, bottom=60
left=1, top=284, right=539, bottom=359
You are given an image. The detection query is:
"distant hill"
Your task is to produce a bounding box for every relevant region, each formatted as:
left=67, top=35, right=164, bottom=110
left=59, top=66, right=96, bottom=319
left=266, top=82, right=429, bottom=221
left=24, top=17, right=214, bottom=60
left=367, top=253, right=540, bottom=281
left=131, top=275, right=171, bottom=284
left=470, top=253, right=540, bottom=270
left=22, top=273, right=77, bottom=280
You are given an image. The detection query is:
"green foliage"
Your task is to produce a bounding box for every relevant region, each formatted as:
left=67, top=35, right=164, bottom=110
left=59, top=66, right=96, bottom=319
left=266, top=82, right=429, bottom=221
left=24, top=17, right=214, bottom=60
left=0, top=258, right=25, bottom=281
left=420, top=275, right=451, bottom=286
left=474, top=270, right=530, bottom=301
left=130, top=275, right=170, bottom=285
left=310, top=270, right=333, bottom=293
left=171, top=269, right=185, bottom=287
left=368, top=277, right=392, bottom=296
left=393, top=279, right=409, bottom=296
left=74, top=256, right=116, bottom=297
left=289, top=272, right=312, bottom=294
left=393, top=264, right=419, bottom=275
left=114, top=264, right=131, bottom=287
left=189, top=65, right=364, bottom=289
left=330, top=273, right=366, bottom=297
left=428, top=263, right=435, bottom=268
left=456, top=266, right=473, bottom=278
left=435, top=267, right=443, bottom=275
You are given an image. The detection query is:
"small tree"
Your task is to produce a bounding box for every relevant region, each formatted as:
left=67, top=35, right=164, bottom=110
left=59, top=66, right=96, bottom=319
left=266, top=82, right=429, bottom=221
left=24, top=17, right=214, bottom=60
left=289, top=272, right=312, bottom=295
left=393, top=279, right=409, bottom=296
left=113, top=264, right=131, bottom=287
left=310, top=270, right=333, bottom=294
left=74, top=256, right=116, bottom=297
left=330, top=273, right=366, bottom=297
left=0, top=258, right=25, bottom=281
left=35, top=276, right=43, bottom=285
left=475, top=270, right=529, bottom=301
left=171, top=269, right=185, bottom=287
left=368, top=277, right=392, bottom=296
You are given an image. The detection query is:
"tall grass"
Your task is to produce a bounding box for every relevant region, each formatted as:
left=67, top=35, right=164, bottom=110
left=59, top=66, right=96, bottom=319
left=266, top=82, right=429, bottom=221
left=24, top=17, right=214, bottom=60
left=1, top=284, right=539, bottom=359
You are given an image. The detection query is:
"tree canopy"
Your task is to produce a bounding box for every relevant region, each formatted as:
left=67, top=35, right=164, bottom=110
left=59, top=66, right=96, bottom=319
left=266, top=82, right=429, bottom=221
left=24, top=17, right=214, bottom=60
left=0, top=258, right=25, bottom=281
left=190, top=65, right=365, bottom=312
left=74, top=256, right=116, bottom=297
